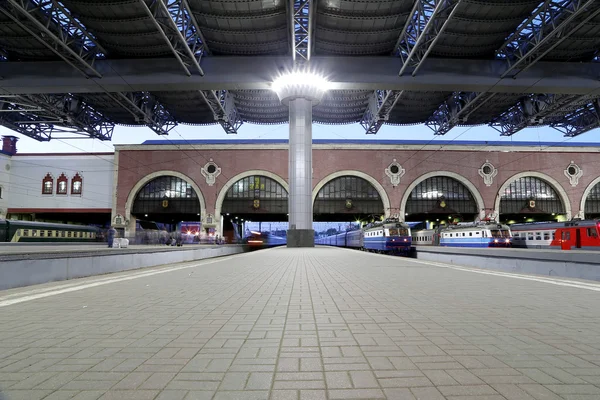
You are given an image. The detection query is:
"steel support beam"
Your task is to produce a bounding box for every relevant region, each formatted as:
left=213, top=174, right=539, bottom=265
left=360, top=90, right=404, bottom=134
left=0, top=0, right=106, bottom=78
left=2, top=57, right=600, bottom=95
left=140, top=0, right=205, bottom=76
left=0, top=94, right=114, bottom=141
left=290, top=0, right=315, bottom=62
left=198, top=90, right=242, bottom=134
left=426, top=92, right=496, bottom=135
left=551, top=99, right=600, bottom=136
left=497, top=0, right=600, bottom=78
left=141, top=0, right=241, bottom=133
left=108, top=92, right=177, bottom=135
left=395, top=0, right=461, bottom=77
left=490, top=93, right=588, bottom=136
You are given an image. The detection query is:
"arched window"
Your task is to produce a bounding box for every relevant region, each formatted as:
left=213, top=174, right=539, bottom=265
left=223, top=175, right=288, bottom=214
left=585, top=181, right=600, bottom=216
left=42, top=173, right=53, bottom=195
left=500, top=176, right=564, bottom=214
left=132, top=176, right=200, bottom=216
left=226, top=176, right=287, bottom=199
left=71, top=173, right=83, bottom=195
left=56, top=173, right=68, bottom=195
left=406, top=176, right=477, bottom=214
left=314, top=176, right=382, bottom=215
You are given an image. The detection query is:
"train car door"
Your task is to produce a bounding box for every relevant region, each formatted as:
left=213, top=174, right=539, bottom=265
left=576, top=228, right=582, bottom=248
left=561, top=230, right=571, bottom=250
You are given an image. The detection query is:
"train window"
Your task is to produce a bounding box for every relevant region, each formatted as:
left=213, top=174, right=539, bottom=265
left=67, top=232, right=72, bottom=238
left=60, top=231, right=65, bottom=237
left=40, top=230, right=45, bottom=237
left=513, top=232, right=519, bottom=237
left=552, top=232, right=555, bottom=240
left=544, top=233, right=550, bottom=240
left=23, top=229, right=28, bottom=236
left=587, top=228, right=598, bottom=238
left=32, top=230, right=37, bottom=237
left=469, top=232, right=472, bottom=236
left=527, top=233, right=534, bottom=240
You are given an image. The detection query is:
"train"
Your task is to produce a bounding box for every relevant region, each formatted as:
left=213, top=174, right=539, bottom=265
left=316, top=218, right=412, bottom=254
left=244, top=231, right=287, bottom=248
left=510, top=219, right=600, bottom=250
left=0, top=220, right=100, bottom=242
left=412, top=221, right=512, bottom=248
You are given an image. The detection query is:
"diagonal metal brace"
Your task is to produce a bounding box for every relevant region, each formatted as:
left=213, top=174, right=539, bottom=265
left=426, top=91, right=496, bottom=135
left=497, top=0, right=600, bottom=78
left=291, top=0, right=315, bottom=62
left=140, top=0, right=205, bottom=76
left=394, top=0, right=462, bottom=77
left=360, top=90, right=404, bottom=134
left=0, top=0, right=106, bottom=77
left=551, top=99, right=600, bottom=137
left=199, top=90, right=243, bottom=134
left=110, top=92, right=177, bottom=135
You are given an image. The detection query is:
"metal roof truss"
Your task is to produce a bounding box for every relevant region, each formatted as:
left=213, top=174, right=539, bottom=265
left=199, top=90, right=243, bottom=134
left=0, top=0, right=105, bottom=78
left=497, top=0, right=600, bottom=78
left=395, top=0, right=461, bottom=77
left=291, top=0, right=315, bottom=62
left=140, top=0, right=205, bottom=76
left=111, top=92, right=177, bottom=135
left=361, top=90, right=404, bottom=134
left=491, top=93, right=581, bottom=136
left=0, top=94, right=114, bottom=141
left=426, top=92, right=496, bottom=135
left=551, top=99, right=600, bottom=137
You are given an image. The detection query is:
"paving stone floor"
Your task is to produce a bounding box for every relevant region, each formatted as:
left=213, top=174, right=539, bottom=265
left=1, top=247, right=600, bottom=400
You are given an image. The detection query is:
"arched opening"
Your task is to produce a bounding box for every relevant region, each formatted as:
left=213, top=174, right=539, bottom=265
left=584, top=180, right=600, bottom=219
left=220, top=175, right=288, bottom=241
left=405, top=176, right=478, bottom=226
left=499, top=176, right=566, bottom=223
left=132, top=175, right=201, bottom=231
left=313, top=175, right=385, bottom=223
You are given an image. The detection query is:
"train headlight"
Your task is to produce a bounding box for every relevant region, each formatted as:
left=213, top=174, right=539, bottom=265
left=494, top=239, right=498, bottom=243
left=403, top=238, right=408, bottom=242
left=505, top=239, right=510, bottom=243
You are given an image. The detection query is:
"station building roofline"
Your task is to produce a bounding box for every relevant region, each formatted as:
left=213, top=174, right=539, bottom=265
left=137, top=139, right=600, bottom=147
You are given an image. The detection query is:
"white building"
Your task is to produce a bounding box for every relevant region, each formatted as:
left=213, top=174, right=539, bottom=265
left=0, top=136, right=114, bottom=225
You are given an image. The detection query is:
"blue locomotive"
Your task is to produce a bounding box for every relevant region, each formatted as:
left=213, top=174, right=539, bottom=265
left=412, top=222, right=512, bottom=248
left=316, top=218, right=412, bottom=254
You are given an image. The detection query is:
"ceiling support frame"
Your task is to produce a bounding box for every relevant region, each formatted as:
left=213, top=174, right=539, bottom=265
left=360, top=90, right=404, bottom=134
left=140, top=0, right=205, bottom=76
left=0, top=94, right=114, bottom=141
left=551, top=99, right=600, bottom=136
left=490, top=93, right=589, bottom=136
left=497, top=0, right=600, bottom=78
left=0, top=0, right=106, bottom=77
left=394, top=0, right=461, bottom=77
left=199, top=90, right=243, bottom=134
left=290, top=0, right=315, bottom=62
left=426, top=92, right=496, bottom=135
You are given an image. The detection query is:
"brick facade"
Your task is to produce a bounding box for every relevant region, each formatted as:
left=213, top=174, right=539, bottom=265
left=113, top=142, right=600, bottom=234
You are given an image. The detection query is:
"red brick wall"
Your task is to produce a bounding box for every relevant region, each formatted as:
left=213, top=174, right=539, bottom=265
left=115, top=145, right=599, bottom=221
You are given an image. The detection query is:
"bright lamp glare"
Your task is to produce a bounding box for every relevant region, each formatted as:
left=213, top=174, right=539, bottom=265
left=272, top=72, right=330, bottom=93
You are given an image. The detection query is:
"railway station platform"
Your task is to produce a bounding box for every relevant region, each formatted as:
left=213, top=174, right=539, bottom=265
left=2, top=247, right=600, bottom=400
left=0, top=244, right=247, bottom=290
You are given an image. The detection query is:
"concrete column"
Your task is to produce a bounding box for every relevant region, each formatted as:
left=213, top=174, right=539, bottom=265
left=272, top=71, right=328, bottom=247
left=287, top=97, right=314, bottom=247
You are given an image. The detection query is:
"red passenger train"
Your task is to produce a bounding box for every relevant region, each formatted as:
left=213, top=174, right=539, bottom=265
left=510, top=220, right=600, bottom=250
